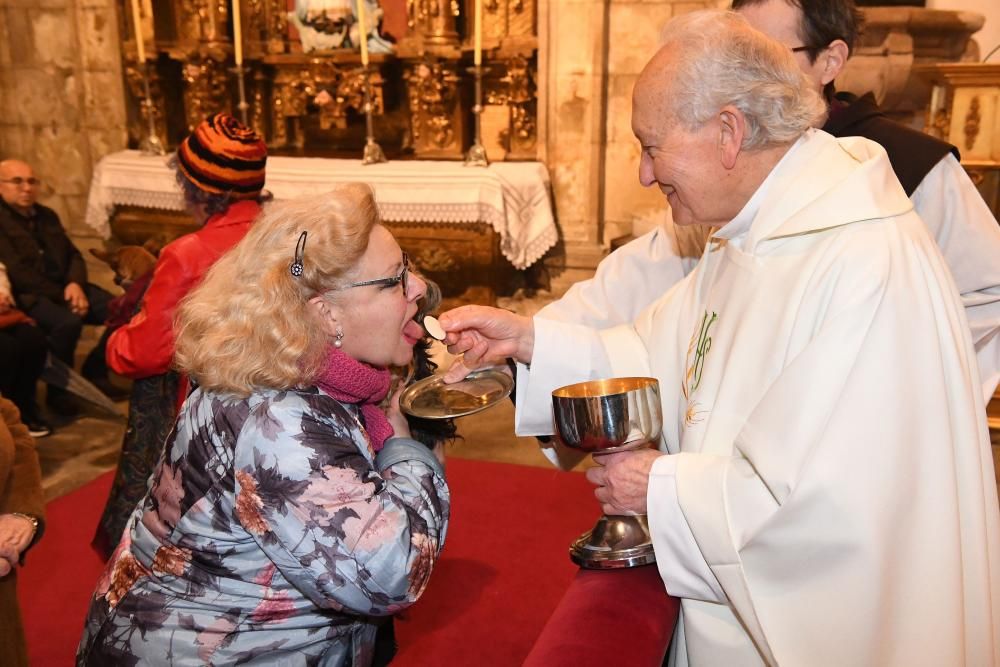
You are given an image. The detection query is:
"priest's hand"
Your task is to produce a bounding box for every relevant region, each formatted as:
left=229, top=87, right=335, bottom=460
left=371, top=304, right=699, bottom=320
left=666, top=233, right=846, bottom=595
left=586, top=450, right=663, bottom=515
left=438, top=306, right=534, bottom=383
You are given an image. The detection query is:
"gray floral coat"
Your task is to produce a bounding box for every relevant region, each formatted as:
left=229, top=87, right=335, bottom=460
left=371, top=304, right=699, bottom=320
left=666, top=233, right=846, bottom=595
left=77, top=386, right=449, bottom=666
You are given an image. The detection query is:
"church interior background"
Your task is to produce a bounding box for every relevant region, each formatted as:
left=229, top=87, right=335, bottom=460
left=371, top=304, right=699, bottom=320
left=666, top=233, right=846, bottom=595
left=0, top=0, right=998, bottom=485
left=1, top=0, right=998, bottom=493
left=2, top=0, right=1000, bottom=662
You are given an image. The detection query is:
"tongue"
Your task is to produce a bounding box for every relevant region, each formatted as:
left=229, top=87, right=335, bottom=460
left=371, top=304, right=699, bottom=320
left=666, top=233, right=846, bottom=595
left=403, top=319, right=424, bottom=340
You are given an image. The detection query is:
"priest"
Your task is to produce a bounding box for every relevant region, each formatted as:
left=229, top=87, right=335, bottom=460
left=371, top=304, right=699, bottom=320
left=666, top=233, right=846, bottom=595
left=439, top=10, right=1000, bottom=665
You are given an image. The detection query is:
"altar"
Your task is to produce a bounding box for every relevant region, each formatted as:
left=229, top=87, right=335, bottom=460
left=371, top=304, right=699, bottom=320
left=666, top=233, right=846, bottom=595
left=85, top=150, right=558, bottom=304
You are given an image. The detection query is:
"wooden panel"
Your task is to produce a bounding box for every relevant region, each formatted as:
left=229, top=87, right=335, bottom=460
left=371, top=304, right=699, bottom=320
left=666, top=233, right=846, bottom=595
left=108, top=206, right=503, bottom=307
left=384, top=220, right=505, bottom=308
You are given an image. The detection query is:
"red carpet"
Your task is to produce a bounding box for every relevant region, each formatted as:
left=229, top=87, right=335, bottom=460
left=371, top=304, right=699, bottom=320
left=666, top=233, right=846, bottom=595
left=18, top=458, right=600, bottom=666
left=18, top=470, right=111, bottom=666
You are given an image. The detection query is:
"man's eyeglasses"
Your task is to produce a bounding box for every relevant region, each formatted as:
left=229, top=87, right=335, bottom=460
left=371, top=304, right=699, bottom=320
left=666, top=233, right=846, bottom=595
left=333, top=253, right=409, bottom=294
left=1, top=177, right=41, bottom=187
left=790, top=45, right=823, bottom=54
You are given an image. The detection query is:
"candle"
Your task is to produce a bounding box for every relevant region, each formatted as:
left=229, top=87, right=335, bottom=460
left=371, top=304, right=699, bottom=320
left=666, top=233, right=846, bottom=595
left=231, top=0, right=243, bottom=66
left=233, top=0, right=243, bottom=67
left=473, top=0, right=483, bottom=66
left=130, top=0, right=146, bottom=63
left=356, top=0, right=369, bottom=67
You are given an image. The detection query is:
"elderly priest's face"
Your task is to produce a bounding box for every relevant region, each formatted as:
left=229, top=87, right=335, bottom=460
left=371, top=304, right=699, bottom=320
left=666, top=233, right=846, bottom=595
left=631, top=50, right=742, bottom=229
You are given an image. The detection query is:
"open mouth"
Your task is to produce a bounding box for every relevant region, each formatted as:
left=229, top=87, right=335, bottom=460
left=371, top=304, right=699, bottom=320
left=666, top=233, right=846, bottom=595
left=402, top=318, right=424, bottom=345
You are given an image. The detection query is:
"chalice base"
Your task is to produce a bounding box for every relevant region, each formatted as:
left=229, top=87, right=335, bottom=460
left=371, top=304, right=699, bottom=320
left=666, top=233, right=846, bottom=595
left=570, top=514, right=656, bottom=569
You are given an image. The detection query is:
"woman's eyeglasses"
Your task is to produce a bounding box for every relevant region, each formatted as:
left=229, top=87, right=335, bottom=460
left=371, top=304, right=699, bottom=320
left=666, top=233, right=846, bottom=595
left=333, top=253, right=409, bottom=294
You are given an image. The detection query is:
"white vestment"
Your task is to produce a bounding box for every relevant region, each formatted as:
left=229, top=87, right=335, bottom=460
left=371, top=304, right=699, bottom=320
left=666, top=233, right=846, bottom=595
left=518, top=131, right=1000, bottom=665
left=534, top=151, right=1000, bottom=402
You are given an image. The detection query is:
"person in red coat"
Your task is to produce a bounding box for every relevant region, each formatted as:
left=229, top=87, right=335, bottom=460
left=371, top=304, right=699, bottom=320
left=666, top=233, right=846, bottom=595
left=93, top=114, right=268, bottom=558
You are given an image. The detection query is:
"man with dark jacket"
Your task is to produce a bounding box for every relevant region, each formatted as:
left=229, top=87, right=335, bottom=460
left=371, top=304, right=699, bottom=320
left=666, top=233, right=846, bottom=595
left=0, top=159, right=119, bottom=415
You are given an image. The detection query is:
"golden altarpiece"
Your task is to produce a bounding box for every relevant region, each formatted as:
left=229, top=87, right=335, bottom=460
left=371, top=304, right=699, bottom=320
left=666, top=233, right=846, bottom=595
left=106, top=0, right=550, bottom=307
left=120, top=0, right=538, bottom=160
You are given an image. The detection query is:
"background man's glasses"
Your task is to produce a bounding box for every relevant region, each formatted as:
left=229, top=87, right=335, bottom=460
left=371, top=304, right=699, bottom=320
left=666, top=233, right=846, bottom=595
left=1, top=177, right=41, bottom=187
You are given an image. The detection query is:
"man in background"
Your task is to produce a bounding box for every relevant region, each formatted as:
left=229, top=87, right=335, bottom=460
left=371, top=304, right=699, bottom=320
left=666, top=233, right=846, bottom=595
left=0, top=159, right=120, bottom=417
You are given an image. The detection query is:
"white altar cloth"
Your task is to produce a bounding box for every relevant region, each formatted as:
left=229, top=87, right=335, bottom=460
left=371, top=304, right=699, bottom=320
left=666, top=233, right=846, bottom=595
left=84, top=150, right=559, bottom=269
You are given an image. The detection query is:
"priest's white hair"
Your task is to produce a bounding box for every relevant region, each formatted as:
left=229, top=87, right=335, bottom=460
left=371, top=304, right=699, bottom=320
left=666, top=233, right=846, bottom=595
left=658, top=9, right=827, bottom=150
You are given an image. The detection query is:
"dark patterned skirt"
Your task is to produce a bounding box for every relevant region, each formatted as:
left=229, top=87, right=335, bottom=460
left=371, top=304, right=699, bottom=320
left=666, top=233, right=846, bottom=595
left=92, top=371, right=179, bottom=560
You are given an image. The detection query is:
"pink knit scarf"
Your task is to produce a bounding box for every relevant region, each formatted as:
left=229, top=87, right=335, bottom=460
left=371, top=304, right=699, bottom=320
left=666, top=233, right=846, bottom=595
left=315, top=346, right=394, bottom=451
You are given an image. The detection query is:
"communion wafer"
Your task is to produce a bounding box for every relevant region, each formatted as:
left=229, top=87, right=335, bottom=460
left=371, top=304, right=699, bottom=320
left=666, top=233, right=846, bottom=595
left=423, top=315, right=446, bottom=341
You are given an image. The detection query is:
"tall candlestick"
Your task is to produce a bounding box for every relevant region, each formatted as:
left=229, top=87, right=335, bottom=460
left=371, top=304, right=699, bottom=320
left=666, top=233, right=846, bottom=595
left=231, top=0, right=243, bottom=66
left=473, top=0, right=483, bottom=66
left=130, top=0, right=146, bottom=63
left=356, top=0, right=369, bottom=67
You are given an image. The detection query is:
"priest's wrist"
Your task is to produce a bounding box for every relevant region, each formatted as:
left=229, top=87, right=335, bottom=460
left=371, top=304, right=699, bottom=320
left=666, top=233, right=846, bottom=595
left=515, top=318, right=535, bottom=366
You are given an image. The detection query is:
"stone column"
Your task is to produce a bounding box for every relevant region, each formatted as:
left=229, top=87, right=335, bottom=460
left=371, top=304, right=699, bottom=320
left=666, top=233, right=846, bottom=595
left=540, top=0, right=724, bottom=292
left=539, top=0, right=611, bottom=289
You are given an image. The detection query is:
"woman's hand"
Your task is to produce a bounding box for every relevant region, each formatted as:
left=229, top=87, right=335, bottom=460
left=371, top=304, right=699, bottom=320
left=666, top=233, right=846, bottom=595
left=386, top=385, right=413, bottom=440
left=0, top=513, right=36, bottom=577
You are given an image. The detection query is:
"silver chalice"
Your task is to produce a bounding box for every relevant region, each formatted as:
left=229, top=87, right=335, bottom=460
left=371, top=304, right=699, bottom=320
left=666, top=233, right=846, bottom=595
left=552, top=377, right=662, bottom=569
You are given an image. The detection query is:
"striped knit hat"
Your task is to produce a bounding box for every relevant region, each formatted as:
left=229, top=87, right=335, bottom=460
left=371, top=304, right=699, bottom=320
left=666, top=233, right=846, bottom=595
left=176, top=113, right=267, bottom=200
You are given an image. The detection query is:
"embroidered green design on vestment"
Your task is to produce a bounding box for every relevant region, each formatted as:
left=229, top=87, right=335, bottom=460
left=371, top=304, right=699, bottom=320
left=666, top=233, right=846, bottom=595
left=683, top=310, right=717, bottom=401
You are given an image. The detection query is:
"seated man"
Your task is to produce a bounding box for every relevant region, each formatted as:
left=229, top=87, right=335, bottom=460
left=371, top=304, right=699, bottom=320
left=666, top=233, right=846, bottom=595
left=0, top=159, right=119, bottom=415
left=440, top=10, right=1000, bottom=664
left=0, top=262, right=49, bottom=437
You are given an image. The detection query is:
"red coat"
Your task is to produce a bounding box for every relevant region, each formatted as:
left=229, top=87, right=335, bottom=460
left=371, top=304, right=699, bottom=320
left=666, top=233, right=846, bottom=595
left=106, top=201, right=259, bottom=382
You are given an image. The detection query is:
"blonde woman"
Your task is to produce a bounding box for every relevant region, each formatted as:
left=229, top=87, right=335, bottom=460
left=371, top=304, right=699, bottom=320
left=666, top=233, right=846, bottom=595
left=77, top=185, right=449, bottom=666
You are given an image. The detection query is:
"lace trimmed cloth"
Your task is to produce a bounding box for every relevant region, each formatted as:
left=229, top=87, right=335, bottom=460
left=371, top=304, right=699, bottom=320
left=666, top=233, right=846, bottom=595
left=85, top=150, right=559, bottom=270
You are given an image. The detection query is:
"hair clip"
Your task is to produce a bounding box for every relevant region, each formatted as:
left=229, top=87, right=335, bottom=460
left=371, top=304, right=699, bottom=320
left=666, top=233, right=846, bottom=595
left=290, top=231, right=307, bottom=277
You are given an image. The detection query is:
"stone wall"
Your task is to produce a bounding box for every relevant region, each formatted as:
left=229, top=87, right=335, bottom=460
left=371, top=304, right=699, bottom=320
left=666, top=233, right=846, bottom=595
left=539, top=1, right=987, bottom=290
left=540, top=0, right=725, bottom=290
left=0, top=0, right=127, bottom=280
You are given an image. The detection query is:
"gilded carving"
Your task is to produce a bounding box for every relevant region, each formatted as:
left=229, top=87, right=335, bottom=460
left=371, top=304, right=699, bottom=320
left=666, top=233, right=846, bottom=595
left=416, top=246, right=459, bottom=273
left=265, top=0, right=289, bottom=53
left=964, top=96, right=981, bottom=152
left=270, top=63, right=385, bottom=146
left=182, top=55, right=230, bottom=132
left=123, top=62, right=168, bottom=149
left=251, top=68, right=268, bottom=136
left=406, top=0, right=459, bottom=45
left=504, top=56, right=536, bottom=155
left=405, top=60, right=461, bottom=153
left=116, top=0, right=537, bottom=156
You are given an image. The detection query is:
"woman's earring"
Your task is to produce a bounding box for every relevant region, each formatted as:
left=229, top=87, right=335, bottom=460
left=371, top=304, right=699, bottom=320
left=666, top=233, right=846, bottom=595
left=334, top=326, right=344, bottom=349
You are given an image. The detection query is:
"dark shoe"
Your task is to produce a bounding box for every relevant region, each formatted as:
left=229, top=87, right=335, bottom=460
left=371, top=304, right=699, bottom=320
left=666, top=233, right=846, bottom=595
left=46, top=388, right=80, bottom=417
left=25, top=417, right=52, bottom=438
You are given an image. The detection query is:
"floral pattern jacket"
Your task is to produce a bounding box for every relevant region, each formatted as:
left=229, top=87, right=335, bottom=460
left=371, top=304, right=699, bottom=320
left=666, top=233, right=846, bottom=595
left=77, top=386, right=449, bottom=666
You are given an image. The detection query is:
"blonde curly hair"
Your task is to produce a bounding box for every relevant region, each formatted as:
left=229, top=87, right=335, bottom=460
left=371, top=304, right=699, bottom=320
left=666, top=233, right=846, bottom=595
left=174, top=183, right=379, bottom=396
